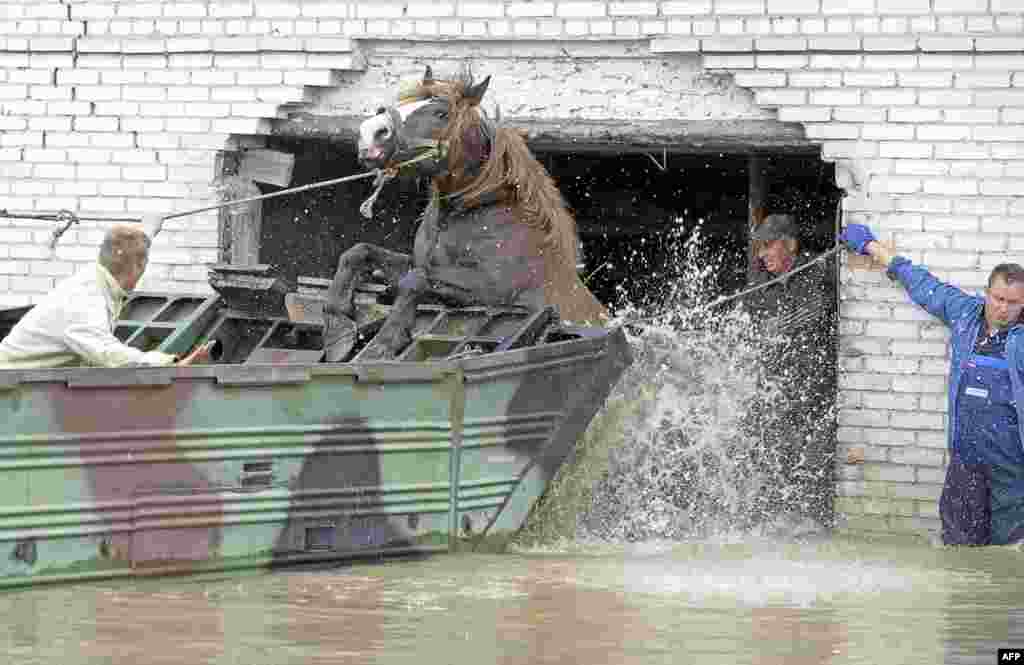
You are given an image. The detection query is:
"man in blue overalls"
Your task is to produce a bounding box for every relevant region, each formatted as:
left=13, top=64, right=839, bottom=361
left=841, top=223, right=1024, bottom=545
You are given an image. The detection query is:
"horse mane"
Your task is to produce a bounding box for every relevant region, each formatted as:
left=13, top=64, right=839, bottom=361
left=409, top=75, right=580, bottom=269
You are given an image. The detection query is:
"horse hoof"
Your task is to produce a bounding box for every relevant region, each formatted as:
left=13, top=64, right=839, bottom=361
left=322, top=312, right=358, bottom=362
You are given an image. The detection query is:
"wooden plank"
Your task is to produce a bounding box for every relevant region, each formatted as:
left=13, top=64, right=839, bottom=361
left=237, top=148, right=295, bottom=188
left=747, top=153, right=767, bottom=282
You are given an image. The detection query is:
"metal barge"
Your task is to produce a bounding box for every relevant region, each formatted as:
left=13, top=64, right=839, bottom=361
left=0, top=265, right=630, bottom=588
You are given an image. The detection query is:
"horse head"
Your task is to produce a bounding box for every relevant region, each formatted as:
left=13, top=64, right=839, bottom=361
left=358, top=66, right=494, bottom=189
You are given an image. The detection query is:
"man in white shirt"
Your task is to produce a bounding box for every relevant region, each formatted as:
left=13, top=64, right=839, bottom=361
left=0, top=221, right=211, bottom=369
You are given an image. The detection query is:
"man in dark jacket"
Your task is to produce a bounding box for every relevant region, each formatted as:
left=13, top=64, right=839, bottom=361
left=742, top=214, right=838, bottom=529
left=841, top=223, right=1024, bottom=546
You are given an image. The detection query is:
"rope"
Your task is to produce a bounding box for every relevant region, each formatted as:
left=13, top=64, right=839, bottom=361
left=1, top=147, right=444, bottom=249
left=622, top=242, right=843, bottom=328
left=707, top=243, right=842, bottom=310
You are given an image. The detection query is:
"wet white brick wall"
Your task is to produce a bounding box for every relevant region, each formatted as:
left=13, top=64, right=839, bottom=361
left=2, top=0, right=1024, bottom=539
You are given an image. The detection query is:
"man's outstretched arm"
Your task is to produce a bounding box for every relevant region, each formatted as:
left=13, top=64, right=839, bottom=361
left=840, top=224, right=979, bottom=328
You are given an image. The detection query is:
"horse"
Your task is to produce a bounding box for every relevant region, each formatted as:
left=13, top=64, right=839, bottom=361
left=322, top=66, right=609, bottom=361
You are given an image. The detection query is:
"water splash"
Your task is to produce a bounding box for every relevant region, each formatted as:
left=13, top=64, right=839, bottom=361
left=517, top=220, right=837, bottom=546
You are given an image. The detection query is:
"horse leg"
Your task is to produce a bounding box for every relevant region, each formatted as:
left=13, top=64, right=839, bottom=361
left=323, top=242, right=412, bottom=361
left=356, top=268, right=429, bottom=361
left=325, top=242, right=411, bottom=319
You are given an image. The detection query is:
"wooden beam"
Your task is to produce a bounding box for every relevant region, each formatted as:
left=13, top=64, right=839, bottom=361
left=747, top=153, right=767, bottom=281
left=270, top=114, right=815, bottom=153
left=238, top=148, right=295, bottom=188
left=216, top=176, right=263, bottom=266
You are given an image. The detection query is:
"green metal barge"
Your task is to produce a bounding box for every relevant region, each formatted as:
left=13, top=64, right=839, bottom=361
left=0, top=268, right=630, bottom=588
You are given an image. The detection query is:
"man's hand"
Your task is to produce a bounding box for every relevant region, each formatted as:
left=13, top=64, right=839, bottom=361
left=839, top=224, right=876, bottom=255
left=176, top=340, right=214, bottom=366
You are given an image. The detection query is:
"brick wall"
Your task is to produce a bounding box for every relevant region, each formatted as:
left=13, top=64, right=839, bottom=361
left=2, top=0, right=1024, bottom=539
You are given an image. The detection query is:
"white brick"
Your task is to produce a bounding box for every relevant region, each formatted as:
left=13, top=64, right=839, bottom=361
left=755, top=54, right=807, bottom=68
left=809, top=89, right=862, bottom=105
left=933, top=143, right=990, bottom=160
left=888, top=159, right=945, bottom=176
left=0, top=131, right=44, bottom=147
left=777, top=106, right=831, bottom=122
left=863, top=55, right=918, bottom=70
left=896, top=72, right=954, bottom=88
left=890, top=340, right=948, bottom=357
left=843, top=71, right=896, bottom=87
left=870, top=175, right=921, bottom=194
left=609, top=1, right=659, bottom=14
left=951, top=161, right=1002, bottom=179
left=974, top=126, right=1024, bottom=142
left=771, top=16, right=800, bottom=33
left=703, top=54, right=755, bottom=68
left=651, top=36, right=700, bottom=52
left=862, top=124, right=914, bottom=140
left=976, top=90, right=1024, bottom=106
left=956, top=72, right=1011, bottom=89
left=506, top=2, right=554, bottom=16
left=789, top=71, right=842, bottom=88
left=944, top=108, right=999, bottom=123
left=863, top=36, right=918, bottom=52
left=921, top=216, right=974, bottom=234
left=823, top=140, right=879, bottom=159
left=821, top=0, right=873, bottom=13
left=833, top=107, right=887, bottom=123
left=863, top=393, right=918, bottom=411
left=806, top=124, right=860, bottom=139
left=614, top=19, right=641, bottom=36
left=863, top=89, right=917, bottom=106
left=915, top=55, right=974, bottom=73
left=754, top=36, right=808, bottom=51
left=661, top=0, right=712, bottom=12
left=951, top=233, right=1006, bottom=251
left=733, top=71, right=787, bottom=87
left=917, top=125, right=971, bottom=141
left=980, top=179, right=1024, bottom=196
left=885, top=108, right=940, bottom=124
left=976, top=36, right=1024, bottom=51
left=753, top=89, right=808, bottom=106
left=864, top=320, right=922, bottom=338
left=765, top=0, right=819, bottom=12
left=991, top=143, right=1024, bottom=159
left=921, top=250, right=979, bottom=269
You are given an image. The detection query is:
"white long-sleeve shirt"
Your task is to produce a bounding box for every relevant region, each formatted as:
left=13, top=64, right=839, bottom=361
left=0, top=263, right=177, bottom=369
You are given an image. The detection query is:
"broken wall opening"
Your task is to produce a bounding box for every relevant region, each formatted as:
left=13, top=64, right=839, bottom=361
left=240, top=138, right=842, bottom=317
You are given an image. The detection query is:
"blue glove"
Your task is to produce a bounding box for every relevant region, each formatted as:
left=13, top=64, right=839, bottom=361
left=840, top=224, right=876, bottom=256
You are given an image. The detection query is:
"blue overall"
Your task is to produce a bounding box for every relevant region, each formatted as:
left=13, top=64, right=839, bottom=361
left=887, top=257, right=1024, bottom=545
left=945, top=343, right=1024, bottom=545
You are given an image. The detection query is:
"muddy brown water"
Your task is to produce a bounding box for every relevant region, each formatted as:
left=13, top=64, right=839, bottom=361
left=0, top=536, right=1020, bottom=664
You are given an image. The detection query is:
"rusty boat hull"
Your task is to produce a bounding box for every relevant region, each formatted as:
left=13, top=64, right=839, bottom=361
left=0, top=291, right=630, bottom=589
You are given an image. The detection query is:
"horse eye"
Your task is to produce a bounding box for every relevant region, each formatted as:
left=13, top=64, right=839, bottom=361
left=435, top=109, right=448, bottom=119
left=376, top=106, right=386, bottom=115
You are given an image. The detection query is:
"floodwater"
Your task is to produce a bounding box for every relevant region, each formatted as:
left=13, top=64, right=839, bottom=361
left=5, top=233, right=1019, bottom=663
left=0, top=537, right=1020, bottom=665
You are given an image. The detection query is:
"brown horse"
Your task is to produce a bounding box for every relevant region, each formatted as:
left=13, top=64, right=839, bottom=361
left=323, top=66, right=608, bottom=360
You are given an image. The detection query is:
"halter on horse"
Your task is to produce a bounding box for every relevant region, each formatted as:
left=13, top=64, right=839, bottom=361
left=322, top=66, right=609, bottom=361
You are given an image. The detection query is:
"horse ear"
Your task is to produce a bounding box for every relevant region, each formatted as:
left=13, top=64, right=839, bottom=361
left=464, top=75, right=491, bottom=105
left=423, top=65, right=434, bottom=84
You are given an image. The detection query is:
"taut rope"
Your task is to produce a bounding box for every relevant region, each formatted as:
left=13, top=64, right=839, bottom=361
left=0, top=147, right=444, bottom=251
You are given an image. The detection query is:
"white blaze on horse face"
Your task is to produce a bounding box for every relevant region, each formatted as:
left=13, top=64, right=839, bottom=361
left=359, top=114, right=393, bottom=161
left=359, top=99, right=436, bottom=161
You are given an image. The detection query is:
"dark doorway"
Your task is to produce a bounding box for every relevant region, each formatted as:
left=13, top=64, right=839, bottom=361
left=256, top=139, right=841, bottom=314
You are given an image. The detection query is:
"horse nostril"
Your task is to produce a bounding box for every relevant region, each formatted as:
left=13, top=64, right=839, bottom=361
left=375, top=127, right=391, bottom=142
